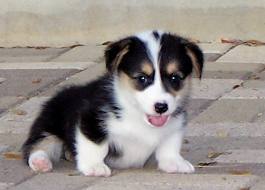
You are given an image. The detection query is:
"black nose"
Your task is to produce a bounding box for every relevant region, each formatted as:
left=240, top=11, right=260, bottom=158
left=154, top=102, right=168, bottom=114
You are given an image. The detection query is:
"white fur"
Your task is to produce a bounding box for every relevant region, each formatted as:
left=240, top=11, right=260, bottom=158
left=100, top=31, right=194, bottom=172
left=135, top=31, right=182, bottom=116
left=105, top=73, right=189, bottom=171
left=29, top=150, right=53, bottom=172
left=75, top=128, right=111, bottom=177
left=155, top=118, right=195, bottom=173
left=28, top=135, right=62, bottom=172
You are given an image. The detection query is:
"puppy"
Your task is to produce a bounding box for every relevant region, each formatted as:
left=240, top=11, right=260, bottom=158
left=22, top=31, right=203, bottom=177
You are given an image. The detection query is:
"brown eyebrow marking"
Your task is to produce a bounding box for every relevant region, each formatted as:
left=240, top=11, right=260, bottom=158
left=166, top=62, right=178, bottom=74
left=142, top=62, right=153, bottom=75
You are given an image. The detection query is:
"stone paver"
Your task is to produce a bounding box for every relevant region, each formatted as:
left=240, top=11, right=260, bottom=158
left=251, top=179, right=265, bottom=190
left=83, top=171, right=258, bottom=190
left=243, top=80, right=265, bottom=88
left=0, top=43, right=264, bottom=190
left=0, top=97, right=25, bottom=114
left=0, top=78, right=5, bottom=83
left=0, top=159, right=34, bottom=189
left=199, top=43, right=233, bottom=55
left=204, top=62, right=264, bottom=72
left=202, top=62, right=264, bottom=79
left=186, top=122, right=265, bottom=137
left=53, top=45, right=105, bottom=63
left=8, top=173, right=99, bottom=190
left=217, top=45, right=265, bottom=64
left=43, top=63, right=105, bottom=96
left=191, top=99, right=265, bottom=123
left=0, top=62, right=95, bottom=70
left=0, top=97, right=49, bottom=122
left=200, top=43, right=233, bottom=62
left=221, top=88, right=265, bottom=99
left=215, top=150, right=265, bottom=164
left=191, top=79, right=242, bottom=99
left=0, top=48, right=69, bottom=63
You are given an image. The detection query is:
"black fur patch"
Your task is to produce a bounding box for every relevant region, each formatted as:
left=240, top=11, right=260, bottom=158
left=159, top=33, right=203, bottom=93
left=152, top=30, right=160, bottom=40
left=22, top=74, right=121, bottom=161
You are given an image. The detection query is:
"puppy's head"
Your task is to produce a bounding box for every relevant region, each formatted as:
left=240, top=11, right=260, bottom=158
left=105, top=31, right=203, bottom=127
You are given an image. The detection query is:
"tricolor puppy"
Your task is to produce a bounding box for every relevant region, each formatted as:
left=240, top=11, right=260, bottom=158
left=22, top=31, right=203, bottom=177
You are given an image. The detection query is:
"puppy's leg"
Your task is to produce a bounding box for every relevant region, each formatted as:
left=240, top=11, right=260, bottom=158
left=28, top=135, right=63, bottom=172
left=75, top=129, right=111, bottom=177
left=155, top=130, right=194, bottom=173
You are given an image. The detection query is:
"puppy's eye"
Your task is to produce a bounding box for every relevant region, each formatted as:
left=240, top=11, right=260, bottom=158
left=170, top=74, right=183, bottom=83
left=137, top=75, right=148, bottom=85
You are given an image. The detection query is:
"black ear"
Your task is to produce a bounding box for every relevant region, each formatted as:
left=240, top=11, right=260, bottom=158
left=185, top=42, right=204, bottom=79
left=104, top=38, right=131, bottom=73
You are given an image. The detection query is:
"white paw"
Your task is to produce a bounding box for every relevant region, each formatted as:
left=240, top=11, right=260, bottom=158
left=28, top=150, right=53, bottom=172
left=78, top=163, right=111, bottom=177
left=158, top=158, right=195, bottom=174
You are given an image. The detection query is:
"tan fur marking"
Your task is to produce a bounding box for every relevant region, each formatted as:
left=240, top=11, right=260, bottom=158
left=111, top=45, right=129, bottom=72
left=142, top=63, right=153, bottom=75
left=166, top=62, right=178, bottom=75
left=186, top=48, right=201, bottom=78
left=119, top=72, right=137, bottom=91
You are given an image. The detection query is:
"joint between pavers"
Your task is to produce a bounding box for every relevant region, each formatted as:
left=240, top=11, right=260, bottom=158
left=10, top=173, right=37, bottom=189
left=45, top=47, right=72, bottom=62
left=216, top=44, right=239, bottom=61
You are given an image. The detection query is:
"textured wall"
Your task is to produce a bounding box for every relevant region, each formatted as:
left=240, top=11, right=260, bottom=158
left=1, top=0, right=265, bottom=47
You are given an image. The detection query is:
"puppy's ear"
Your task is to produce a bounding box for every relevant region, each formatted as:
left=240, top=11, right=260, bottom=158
left=104, top=38, right=131, bottom=73
left=185, top=42, right=204, bottom=79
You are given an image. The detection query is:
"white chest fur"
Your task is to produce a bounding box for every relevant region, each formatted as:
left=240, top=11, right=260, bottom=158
left=106, top=112, right=184, bottom=169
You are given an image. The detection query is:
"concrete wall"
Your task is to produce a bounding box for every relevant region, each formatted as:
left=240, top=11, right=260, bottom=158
left=1, top=0, right=265, bottom=47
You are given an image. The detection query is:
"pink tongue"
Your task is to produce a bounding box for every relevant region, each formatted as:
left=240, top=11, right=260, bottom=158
left=147, top=115, right=169, bottom=127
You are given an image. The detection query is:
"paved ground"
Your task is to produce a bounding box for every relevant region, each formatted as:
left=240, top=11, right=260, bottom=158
left=0, top=42, right=265, bottom=190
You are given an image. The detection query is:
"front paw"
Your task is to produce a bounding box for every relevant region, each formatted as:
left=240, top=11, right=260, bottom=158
left=77, top=162, right=111, bottom=177
left=158, top=158, right=195, bottom=174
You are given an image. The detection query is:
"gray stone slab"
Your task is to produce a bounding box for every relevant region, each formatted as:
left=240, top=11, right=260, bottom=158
left=0, top=48, right=68, bottom=63
left=9, top=173, right=99, bottom=190
left=0, top=134, right=28, bottom=153
left=43, top=63, right=105, bottom=96
left=191, top=79, right=242, bottom=99
left=186, top=99, right=213, bottom=120
left=0, top=159, right=34, bottom=188
left=215, top=150, right=265, bottom=164
left=201, top=60, right=264, bottom=80
left=0, top=62, right=95, bottom=70
left=0, top=97, right=49, bottom=122
left=53, top=44, right=105, bottom=63
left=217, top=45, right=265, bottom=64
left=202, top=71, right=250, bottom=79
left=221, top=88, right=265, bottom=99
left=0, top=121, right=32, bottom=134
left=0, top=182, right=11, bottom=190
left=204, top=53, right=221, bottom=62
left=249, top=70, right=265, bottom=80
left=0, top=78, right=5, bottom=84
left=191, top=99, right=265, bottom=123
left=185, top=137, right=265, bottom=164
left=0, top=145, right=10, bottom=154
left=0, top=69, right=76, bottom=96
left=59, top=63, right=105, bottom=86
left=204, top=62, right=264, bottom=72
left=82, top=171, right=258, bottom=190
left=243, top=80, right=265, bottom=88
left=251, top=179, right=265, bottom=190
left=0, top=96, right=25, bottom=114
left=186, top=122, right=265, bottom=137
left=199, top=43, right=233, bottom=55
